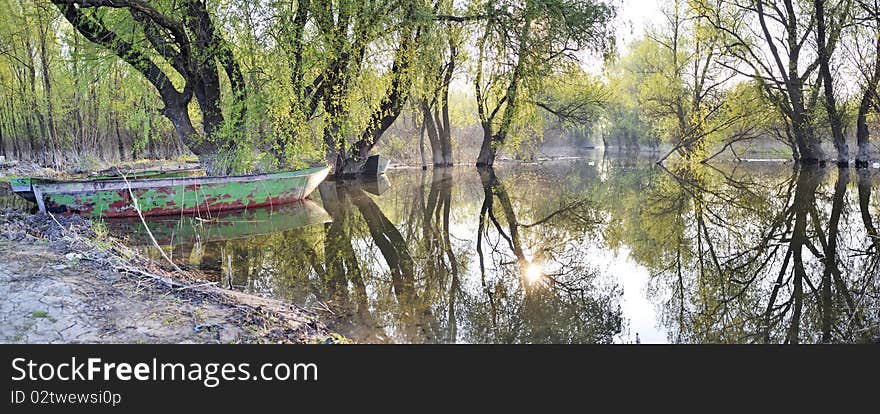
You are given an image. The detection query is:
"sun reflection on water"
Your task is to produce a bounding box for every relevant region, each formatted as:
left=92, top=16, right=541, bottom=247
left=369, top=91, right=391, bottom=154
left=525, top=262, right=544, bottom=284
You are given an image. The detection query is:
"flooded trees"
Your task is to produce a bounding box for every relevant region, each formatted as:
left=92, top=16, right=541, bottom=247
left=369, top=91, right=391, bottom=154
left=471, top=0, right=614, bottom=167
left=813, top=0, right=850, bottom=165
left=697, top=0, right=828, bottom=164
left=624, top=162, right=879, bottom=343
left=276, top=0, right=424, bottom=177
left=415, top=5, right=461, bottom=168
left=851, top=0, right=880, bottom=168
left=632, top=0, right=740, bottom=162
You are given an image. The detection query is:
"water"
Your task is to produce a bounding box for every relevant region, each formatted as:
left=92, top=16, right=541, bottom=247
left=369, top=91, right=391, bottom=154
left=0, top=182, right=34, bottom=211
left=109, top=158, right=880, bottom=344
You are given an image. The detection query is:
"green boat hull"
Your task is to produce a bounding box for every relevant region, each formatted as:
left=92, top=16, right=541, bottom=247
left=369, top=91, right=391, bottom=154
left=9, top=168, right=205, bottom=202
left=16, top=166, right=330, bottom=218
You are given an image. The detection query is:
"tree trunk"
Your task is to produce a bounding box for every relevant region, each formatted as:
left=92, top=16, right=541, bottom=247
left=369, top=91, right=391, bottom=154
left=115, top=113, right=125, bottom=162
left=814, top=0, right=848, bottom=166
left=55, top=1, right=246, bottom=175
left=287, top=0, right=311, bottom=99
left=0, top=98, right=6, bottom=158
left=38, top=23, right=62, bottom=170
left=24, top=35, right=46, bottom=165
left=438, top=42, right=456, bottom=166
left=328, top=20, right=418, bottom=177
left=856, top=94, right=872, bottom=168
left=476, top=123, right=496, bottom=167
left=72, top=34, right=84, bottom=158
left=791, top=109, right=824, bottom=164
left=476, top=8, right=531, bottom=168
left=419, top=108, right=428, bottom=170
left=422, top=102, right=443, bottom=165
left=856, top=21, right=880, bottom=168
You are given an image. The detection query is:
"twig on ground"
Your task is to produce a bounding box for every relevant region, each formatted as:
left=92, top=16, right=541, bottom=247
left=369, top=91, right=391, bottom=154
left=119, top=171, right=183, bottom=273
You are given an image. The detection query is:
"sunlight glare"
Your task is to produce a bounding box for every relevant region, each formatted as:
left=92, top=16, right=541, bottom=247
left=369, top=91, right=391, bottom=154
left=525, top=262, right=543, bottom=284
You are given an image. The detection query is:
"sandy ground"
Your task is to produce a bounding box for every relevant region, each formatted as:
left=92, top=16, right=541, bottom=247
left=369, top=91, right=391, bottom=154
left=0, top=209, right=336, bottom=344
left=0, top=240, right=262, bottom=343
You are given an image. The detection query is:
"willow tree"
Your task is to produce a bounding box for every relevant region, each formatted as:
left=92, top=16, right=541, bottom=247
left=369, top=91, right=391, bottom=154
left=51, top=0, right=246, bottom=174
left=412, top=0, right=462, bottom=168
left=631, top=0, right=741, bottom=162
left=271, top=0, right=425, bottom=177
left=0, top=0, right=55, bottom=164
left=471, top=0, right=615, bottom=167
left=813, top=0, right=851, bottom=165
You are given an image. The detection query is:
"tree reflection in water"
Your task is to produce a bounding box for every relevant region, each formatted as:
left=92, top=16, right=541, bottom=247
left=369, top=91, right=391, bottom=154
left=642, top=164, right=880, bottom=343
left=119, top=159, right=880, bottom=343
left=473, top=167, right=622, bottom=343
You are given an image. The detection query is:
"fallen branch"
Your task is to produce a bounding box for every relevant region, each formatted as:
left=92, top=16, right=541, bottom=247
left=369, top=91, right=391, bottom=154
left=119, top=171, right=183, bottom=273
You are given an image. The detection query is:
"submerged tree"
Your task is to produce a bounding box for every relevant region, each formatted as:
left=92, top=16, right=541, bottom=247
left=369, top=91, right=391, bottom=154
left=813, top=0, right=850, bottom=165
left=632, top=0, right=743, bottom=162
left=695, top=0, right=849, bottom=164
left=470, top=0, right=615, bottom=167
left=411, top=0, right=462, bottom=168
left=849, top=0, right=880, bottom=167
left=271, top=0, right=426, bottom=177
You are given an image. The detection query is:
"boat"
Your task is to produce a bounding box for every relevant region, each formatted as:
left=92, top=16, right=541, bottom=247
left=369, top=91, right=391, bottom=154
left=88, top=166, right=205, bottom=180
left=363, top=154, right=390, bottom=175
left=9, top=167, right=205, bottom=202
left=11, top=165, right=331, bottom=218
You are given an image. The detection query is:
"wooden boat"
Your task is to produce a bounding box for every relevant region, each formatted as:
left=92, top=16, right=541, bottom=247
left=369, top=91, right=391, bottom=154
left=9, top=167, right=205, bottom=202
left=88, top=167, right=204, bottom=180
left=11, top=165, right=331, bottom=218
left=363, top=154, right=390, bottom=175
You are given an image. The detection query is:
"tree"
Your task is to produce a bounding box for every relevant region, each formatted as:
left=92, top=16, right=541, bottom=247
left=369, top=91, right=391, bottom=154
left=272, top=0, right=424, bottom=177
left=414, top=0, right=462, bottom=168
left=51, top=0, right=247, bottom=174
left=601, top=54, right=655, bottom=150
left=697, top=0, right=830, bottom=163
left=813, top=0, right=851, bottom=164
left=471, top=0, right=615, bottom=167
left=849, top=0, right=880, bottom=167
left=633, top=0, right=742, bottom=162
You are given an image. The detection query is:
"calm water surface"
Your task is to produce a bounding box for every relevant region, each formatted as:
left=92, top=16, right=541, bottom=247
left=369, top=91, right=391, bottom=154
left=110, top=158, right=880, bottom=344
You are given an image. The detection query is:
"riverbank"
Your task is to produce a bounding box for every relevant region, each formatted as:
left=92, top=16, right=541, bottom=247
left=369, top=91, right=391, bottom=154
left=0, top=209, right=339, bottom=344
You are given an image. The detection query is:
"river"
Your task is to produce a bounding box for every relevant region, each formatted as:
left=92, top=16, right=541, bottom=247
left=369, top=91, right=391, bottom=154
left=108, top=157, right=880, bottom=344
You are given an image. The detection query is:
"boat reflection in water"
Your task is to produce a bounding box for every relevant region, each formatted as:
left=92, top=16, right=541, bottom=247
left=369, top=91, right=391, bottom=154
left=107, top=200, right=332, bottom=269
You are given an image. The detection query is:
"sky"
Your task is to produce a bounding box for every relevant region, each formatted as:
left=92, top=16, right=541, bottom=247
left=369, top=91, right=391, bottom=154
left=616, top=0, right=665, bottom=51
left=577, top=0, right=664, bottom=75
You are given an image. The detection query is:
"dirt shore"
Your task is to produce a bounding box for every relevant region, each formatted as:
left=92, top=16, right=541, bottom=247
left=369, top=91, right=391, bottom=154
left=0, top=209, right=338, bottom=344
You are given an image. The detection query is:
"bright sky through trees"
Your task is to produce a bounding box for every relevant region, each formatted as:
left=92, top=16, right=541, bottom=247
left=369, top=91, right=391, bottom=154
left=617, top=0, right=664, bottom=48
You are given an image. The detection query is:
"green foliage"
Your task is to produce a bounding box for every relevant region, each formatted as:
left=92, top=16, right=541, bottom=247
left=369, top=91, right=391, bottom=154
left=470, top=0, right=616, bottom=161
left=599, top=0, right=794, bottom=160
left=601, top=48, right=655, bottom=149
